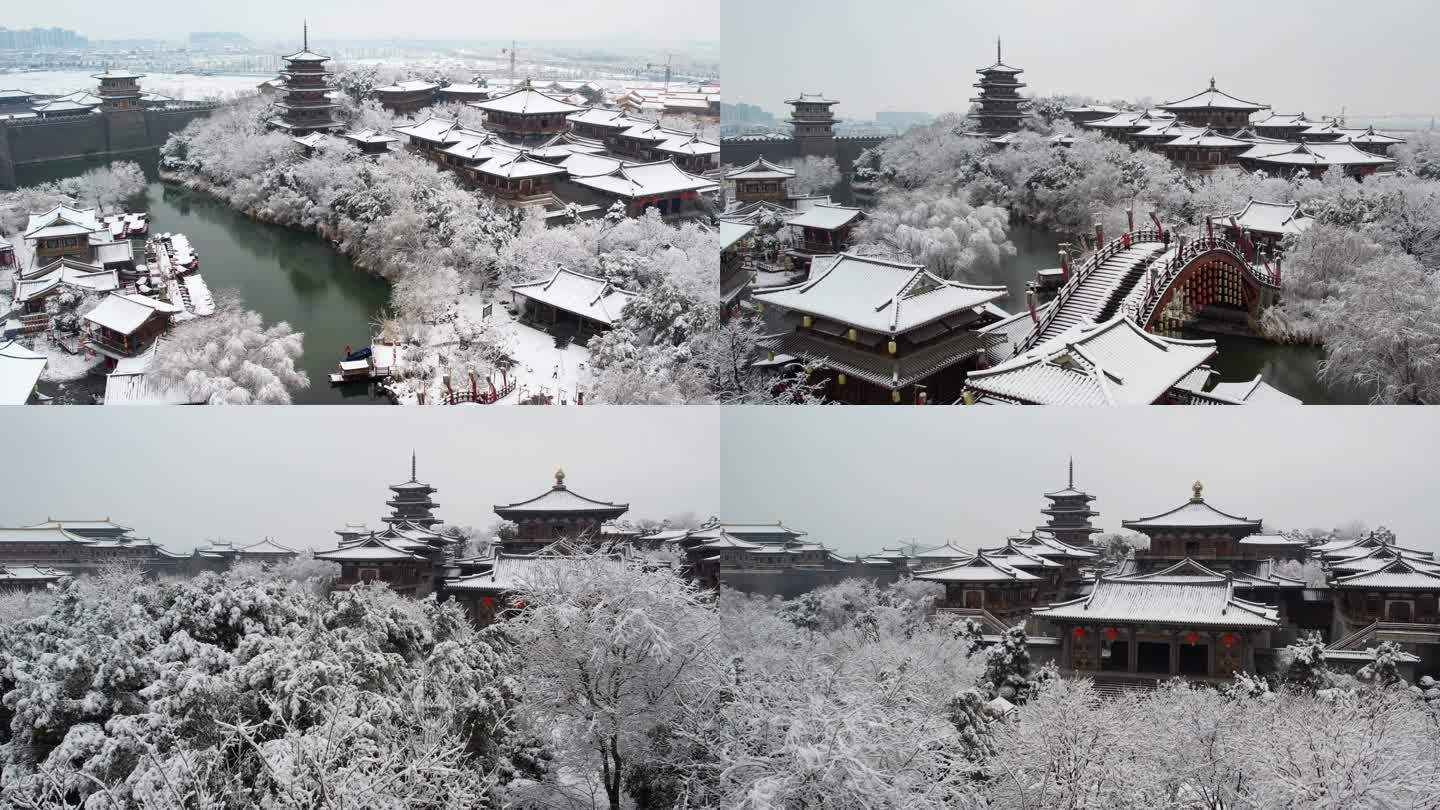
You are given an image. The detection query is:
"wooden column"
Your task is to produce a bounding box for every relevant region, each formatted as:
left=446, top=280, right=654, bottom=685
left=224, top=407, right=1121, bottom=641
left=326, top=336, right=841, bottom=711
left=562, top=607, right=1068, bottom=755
left=1169, top=633, right=1180, bottom=676
left=1127, top=626, right=1138, bottom=673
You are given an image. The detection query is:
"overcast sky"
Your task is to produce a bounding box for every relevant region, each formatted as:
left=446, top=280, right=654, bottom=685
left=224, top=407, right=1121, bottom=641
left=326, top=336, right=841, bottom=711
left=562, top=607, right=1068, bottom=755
left=4, top=1, right=717, bottom=43
left=724, top=0, right=1440, bottom=121
left=0, top=408, right=719, bottom=553
left=721, top=408, right=1440, bottom=556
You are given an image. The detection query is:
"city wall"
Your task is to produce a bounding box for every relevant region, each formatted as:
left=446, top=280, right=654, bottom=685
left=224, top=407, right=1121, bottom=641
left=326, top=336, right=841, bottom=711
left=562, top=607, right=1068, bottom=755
left=0, top=104, right=220, bottom=189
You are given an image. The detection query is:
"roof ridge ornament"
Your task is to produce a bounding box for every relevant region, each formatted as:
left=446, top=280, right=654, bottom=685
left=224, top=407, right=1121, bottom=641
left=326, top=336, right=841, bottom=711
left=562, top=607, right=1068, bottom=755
left=1192, top=480, right=1204, bottom=500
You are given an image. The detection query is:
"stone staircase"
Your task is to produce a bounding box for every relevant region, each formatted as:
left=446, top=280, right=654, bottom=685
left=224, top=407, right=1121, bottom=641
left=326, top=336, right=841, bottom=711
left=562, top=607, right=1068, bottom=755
left=1087, top=676, right=1162, bottom=699
left=1033, top=244, right=1167, bottom=344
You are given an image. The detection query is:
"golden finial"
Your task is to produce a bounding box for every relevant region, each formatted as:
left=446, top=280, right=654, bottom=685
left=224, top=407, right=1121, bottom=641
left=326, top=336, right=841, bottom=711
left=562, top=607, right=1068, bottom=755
left=555, top=467, right=566, bottom=487
left=1192, top=480, right=1204, bottom=499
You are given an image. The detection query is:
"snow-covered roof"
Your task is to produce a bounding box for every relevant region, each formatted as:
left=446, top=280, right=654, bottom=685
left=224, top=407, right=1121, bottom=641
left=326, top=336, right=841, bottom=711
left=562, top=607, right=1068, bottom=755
left=699, top=530, right=765, bottom=550
left=314, top=533, right=425, bottom=562
left=911, top=541, right=974, bottom=559
left=1243, top=142, right=1395, bottom=169
left=1205, top=375, right=1302, bottom=406
left=914, top=554, right=1038, bottom=583
left=375, top=79, right=438, bottom=94
left=1229, top=200, right=1313, bottom=237
left=555, top=152, right=624, bottom=177
left=1010, top=530, right=1101, bottom=559
left=726, top=156, right=797, bottom=181
left=341, top=128, right=399, bottom=146
left=1333, top=559, right=1440, bottom=591
left=0, top=340, right=46, bottom=405
left=654, top=133, right=719, bottom=157
left=0, top=564, right=71, bottom=583
left=965, top=317, right=1217, bottom=406
left=1158, top=80, right=1268, bottom=112
left=1064, top=104, right=1121, bottom=115
left=510, top=267, right=636, bottom=326
left=291, top=132, right=325, bottom=149
left=93, top=241, right=133, bottom=266
left=785, top=92, right=839, bottom=104
left=493, top=470, right=629, bottom=516
left=785, top=203, right=864, bottom=231
left=92, top=69, right=144, bottom=80
left=565, top=107, right=634, bottom=128
left=1034, top=576, right=1280, bottom=628
left=83, top=293, right=179, bottom=335
left=444, top=552, right=581, bottom=592
left=392, top=116, right=460, bottom=143
left=1238, top=532, right=1307, bottom=547
left=281, top=49, right=330, bottom=62
left=1122, top=485, right=1262, bottom=532
left=1162, top=127, right=1253, bottom=149
left=438, top=83, right=491, bottom=97
left=1338, top=127, right=1405, bottom=146
left=568, top=159, right=719, bottom=199
left=0, top=526, right=95, bottom=545
left=16, top=257, right=118, bottom=304
left=240, top=539, right=297, bottom=556
left=752, top=252, right=1006, bottom=336
left=1253, top=113, right=1314, bottom=128
left=471, top=86, right=587, bottom=116
left=475, top=150, right=568, bottom=180
left=683, top=522, right=807, bottom=542
left=720, top=220, right=756, bottom=252
left=24, top=205, right=101, bottom=239
left=32, top=99, right=95, bottom=114
left=981, top=543, right=1063, bottom=569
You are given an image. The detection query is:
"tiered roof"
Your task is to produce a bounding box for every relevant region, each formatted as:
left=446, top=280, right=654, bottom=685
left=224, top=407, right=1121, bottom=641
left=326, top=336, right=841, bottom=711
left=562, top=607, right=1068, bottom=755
left=0, top=564, right=71, bottom=586
left=964, top=317, right=1217, bottom=406
left=1122, top=482, right=1262, bottom=532
left=915, top=554, right=1038, bottom=583
left=493, top=469, right=629, bottom=519
left=1240, top=142, right=1395, bottom=171
left=15, top=258, right=119, bottom=305
left=752, top=252, right=1005, bottom=336
left=725, top=156, right=796, bottom=181
left=569, top=159, right=719, bottom=199
left=471, top=85, right=588, bottom=116
left=1333, top=559, right=1440, bottom=591
left=1158, top=79, right=1268, bottom=113
left=1034, top=575, right=1280, bottom=628
left=24, top=205, right=101, bottom=240
left=510, top=267, right=637, bottom=327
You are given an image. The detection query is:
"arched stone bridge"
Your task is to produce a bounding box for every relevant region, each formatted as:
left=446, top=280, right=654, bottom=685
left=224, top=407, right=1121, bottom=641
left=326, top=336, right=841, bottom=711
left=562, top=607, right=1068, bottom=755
left=1015, top=227, right=1283, bottom=354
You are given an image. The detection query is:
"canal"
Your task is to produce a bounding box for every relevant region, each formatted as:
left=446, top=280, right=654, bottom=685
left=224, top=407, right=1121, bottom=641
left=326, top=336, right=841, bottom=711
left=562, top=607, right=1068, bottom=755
left=16, top=154, right=392, bottom=404
left=973, top=221, right=1368, bottom=404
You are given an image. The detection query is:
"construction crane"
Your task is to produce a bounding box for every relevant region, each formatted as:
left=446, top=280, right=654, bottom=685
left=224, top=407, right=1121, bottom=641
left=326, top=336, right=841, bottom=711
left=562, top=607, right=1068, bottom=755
left=645, top=53, right=673, bottom=92
left=501, top=41, right=518, bottom=85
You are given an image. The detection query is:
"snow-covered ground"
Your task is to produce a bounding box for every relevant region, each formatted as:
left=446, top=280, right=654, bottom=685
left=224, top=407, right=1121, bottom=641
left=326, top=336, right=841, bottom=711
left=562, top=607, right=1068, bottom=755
left=1, top=70, right=262, bottom=101
left=505, top=321, right=592, bottom=405
left=33, top=334, right=101, bottom=381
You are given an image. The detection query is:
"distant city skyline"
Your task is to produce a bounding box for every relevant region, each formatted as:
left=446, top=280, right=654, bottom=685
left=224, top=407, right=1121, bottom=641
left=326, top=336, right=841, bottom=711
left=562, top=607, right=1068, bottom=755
left=724, top=0, right=1440, bottom=123
left=0, top=409, right=720, bottom=553
left=721, top=408, right=1438, bottom=556
left=2, top=1, right=718, bottom=44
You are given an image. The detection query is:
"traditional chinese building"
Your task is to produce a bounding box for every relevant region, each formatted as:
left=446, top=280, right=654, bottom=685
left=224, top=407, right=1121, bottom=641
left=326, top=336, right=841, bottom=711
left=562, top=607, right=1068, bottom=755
left=1034, top=572, right=1280, bottom=679
left=510, top=266, right=637, bottom=340
left=1226, top=199, right=1313, bottom=258
left=726, top=157, right=795, bottom=205
left=1160, top=127, right=1255, bottom=170
left=340, top=129, right=399, bottom=154
left=1235, top=141, right=1396, bottom=178
left=969, top=39, right=1030, bottom=135
left=314, top=533, right=440, bottom=596
left=1038, top=458, right=1100, bottom=547
left=23, top=205, right=105, bottom=264
left=0, top=520, right=183, bottom=575
left=469, top=82, right=588, bottom=143
left=668, top=520, right=869, bottom=597
left=0, top=564, right=70, bottom=591
left=268, top=24, right=341, bottom=133
left=373, top=79, right=437, bottom=114
left=916, top=554, right=1042, bottom=623
left=492, top=469, right=629, bottom=554
left=567, top=159, right=719, bottom=219
left=753, top=252, right=1008, bottom=404
left=784, top=203, right=863, bottom=256
left=1157, top=79, right=1268, bottom=131
left=786, top=92, right=839, bottom=159
left=1122, top=481, right=1267, bottom=573
left=82, top=292, right=180, bottom=362
left=384, top=453, right=441, bottom=528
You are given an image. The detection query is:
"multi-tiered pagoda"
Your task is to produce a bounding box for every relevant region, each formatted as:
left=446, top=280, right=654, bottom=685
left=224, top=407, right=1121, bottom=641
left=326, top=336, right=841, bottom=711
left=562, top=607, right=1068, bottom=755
left=1038, top=458, right=1101, bottom=547
left=969, top=39, right=1029, bottom=135
left=384, top=453, right=441, bottom=528
left=268, top=23, right=341, bottom=133
left=786, top=92, right=839, bottom=159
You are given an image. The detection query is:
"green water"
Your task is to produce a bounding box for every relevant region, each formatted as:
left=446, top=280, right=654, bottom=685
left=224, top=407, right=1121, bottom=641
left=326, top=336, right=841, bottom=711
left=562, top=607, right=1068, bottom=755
left=974, top=221, right=1364, bottom=404
left=15, top=155, right=392, bottom=404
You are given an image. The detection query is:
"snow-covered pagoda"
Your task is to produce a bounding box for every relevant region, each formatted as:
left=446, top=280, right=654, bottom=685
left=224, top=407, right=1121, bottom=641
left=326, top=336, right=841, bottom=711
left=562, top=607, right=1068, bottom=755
left=384, top=453, right=441, bottom=528
left=961, top=317, right=1218, bottom=406
left=786, top=92, right=840, bottom=158
left=1156, top=78, right=1268, bottom=131
left=1122, top=481, right=1272, bottom=573
left=1034, top=571, right=1280, bottom=679
left=469, top=82, right=588, bottom=143
left=726, top=157, right=796, bottom=205
left=492, top=469, right=629, bottom=554
left=1038, top=458, right=1101, bottom=548
left=268, top=23, right=341, bottom=133
left=969, top=39, right=1030, bottom=135
left=753, top=252, right=1008, bottom=404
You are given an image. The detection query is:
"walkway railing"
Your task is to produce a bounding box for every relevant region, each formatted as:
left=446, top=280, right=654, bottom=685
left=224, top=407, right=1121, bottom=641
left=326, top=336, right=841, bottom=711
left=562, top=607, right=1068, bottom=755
left=441, top=377, right=516, bottom=405
left=1129, top=234, right=1279, bottom=328
left=1017, top=228, right=1164, bottom=353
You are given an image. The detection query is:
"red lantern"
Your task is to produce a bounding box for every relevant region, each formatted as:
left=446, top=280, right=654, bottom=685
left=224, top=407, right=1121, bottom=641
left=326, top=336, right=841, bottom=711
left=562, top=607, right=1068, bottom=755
left=1221, top=633, right=1237, bottom=647
left=1103, top=628, right=1119, bottom=641
left=1072, top=627, right=1088, bottom=639
left=480, top=596, right=496, bottom=608
left=1183, top=631, right=1201, bottom=645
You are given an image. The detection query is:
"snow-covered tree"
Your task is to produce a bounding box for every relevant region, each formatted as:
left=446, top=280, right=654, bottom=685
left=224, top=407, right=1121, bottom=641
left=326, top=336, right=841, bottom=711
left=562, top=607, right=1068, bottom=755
left=148, top=292, right=307, bottom=404
left=977, top=625, right=1049, bottom=704
left=783, top=155, right=841, bottom=196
